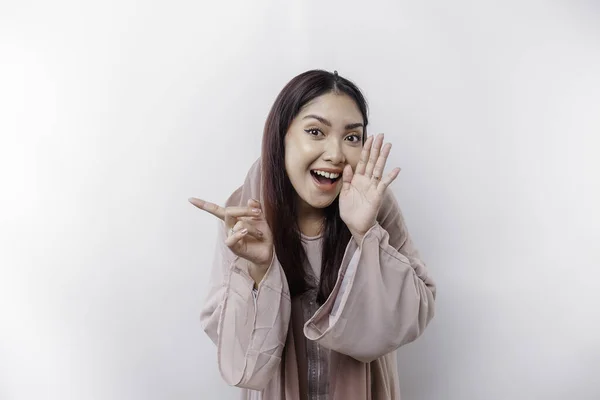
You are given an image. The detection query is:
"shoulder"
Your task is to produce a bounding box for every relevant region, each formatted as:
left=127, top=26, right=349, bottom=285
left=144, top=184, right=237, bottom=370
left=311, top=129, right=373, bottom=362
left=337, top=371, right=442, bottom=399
left=224, top=185, right=244, bottom=208
left=224, top=157, right=262, bottom=208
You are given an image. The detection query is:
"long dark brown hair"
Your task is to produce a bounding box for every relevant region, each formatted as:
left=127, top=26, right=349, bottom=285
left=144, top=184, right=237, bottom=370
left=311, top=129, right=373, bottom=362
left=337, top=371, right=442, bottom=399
left=261, top=69, right=369, bottom=304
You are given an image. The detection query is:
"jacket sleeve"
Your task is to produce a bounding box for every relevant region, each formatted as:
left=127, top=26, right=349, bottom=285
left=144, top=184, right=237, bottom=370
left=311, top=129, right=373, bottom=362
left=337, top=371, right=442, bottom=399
left=303, top=190, right=436, bottom=363
left=200, top=219, right=291, bottom=390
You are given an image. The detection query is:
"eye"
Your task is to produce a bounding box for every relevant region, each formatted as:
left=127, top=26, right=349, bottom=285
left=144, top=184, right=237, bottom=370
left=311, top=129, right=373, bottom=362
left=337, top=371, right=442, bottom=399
left=345, top=134, right=362, bottom=143
left=304, top=128, right=323, bottom=137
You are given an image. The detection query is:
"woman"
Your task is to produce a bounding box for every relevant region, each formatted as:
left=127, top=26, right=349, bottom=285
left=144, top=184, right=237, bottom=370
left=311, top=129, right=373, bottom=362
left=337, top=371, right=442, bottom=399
left=189, top=69, right=436, bottom=399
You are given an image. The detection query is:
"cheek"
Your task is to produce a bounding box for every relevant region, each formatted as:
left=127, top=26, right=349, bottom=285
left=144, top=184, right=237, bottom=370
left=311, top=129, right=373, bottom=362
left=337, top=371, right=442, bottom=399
left=284, top=146, right=307, bottom=183
left=284, top=151, right=295, bottom=179
left=345, top=147, right=363, bottom=169
left=286, top=138, right=318, bottom=170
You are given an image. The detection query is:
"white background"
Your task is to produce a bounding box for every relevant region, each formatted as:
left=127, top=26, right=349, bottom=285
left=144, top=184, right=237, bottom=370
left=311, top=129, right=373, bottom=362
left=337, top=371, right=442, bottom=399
left=1, top=1, right=599, bottom=399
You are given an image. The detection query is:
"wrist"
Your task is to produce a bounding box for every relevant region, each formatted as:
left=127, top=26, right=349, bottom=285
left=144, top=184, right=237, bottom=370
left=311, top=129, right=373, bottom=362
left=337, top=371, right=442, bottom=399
left=255, top=249, right=273, bottom=270
left=248, top=264, right=266, bottom=288
left=349, top=223, right=376, bottom=247
left=351, top=232, right=365, bottom=247
left=248, top=253, right=273, bottom=288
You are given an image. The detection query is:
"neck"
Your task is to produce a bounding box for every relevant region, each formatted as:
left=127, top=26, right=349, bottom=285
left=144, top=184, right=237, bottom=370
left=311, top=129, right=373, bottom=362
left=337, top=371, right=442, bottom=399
left=296, top=200, right=325, bottom=237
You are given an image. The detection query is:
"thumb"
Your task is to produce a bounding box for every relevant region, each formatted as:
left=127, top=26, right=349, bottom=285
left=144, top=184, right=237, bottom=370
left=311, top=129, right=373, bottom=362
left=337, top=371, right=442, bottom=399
left=247, top=198, right=261, bottom=208
left=341, top=164, right=353, bottom=193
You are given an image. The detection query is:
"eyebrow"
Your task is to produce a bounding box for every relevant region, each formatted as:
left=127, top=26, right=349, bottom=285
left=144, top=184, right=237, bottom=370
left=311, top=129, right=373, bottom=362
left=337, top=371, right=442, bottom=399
left=302, top=114, right=364, bottom=130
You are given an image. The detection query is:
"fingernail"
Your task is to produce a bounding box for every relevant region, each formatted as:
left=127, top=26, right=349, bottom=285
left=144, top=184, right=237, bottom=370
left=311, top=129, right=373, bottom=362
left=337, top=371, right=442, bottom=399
left=251, top=198, right=259, bottom=203
left=252, top=208, right=261, bottom=214
left=241, top=228, right=248, bottom=234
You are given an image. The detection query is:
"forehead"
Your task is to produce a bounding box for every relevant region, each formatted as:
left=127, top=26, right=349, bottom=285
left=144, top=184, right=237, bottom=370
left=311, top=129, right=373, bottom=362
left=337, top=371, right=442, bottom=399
left=297, top=93, right=363, bottom=123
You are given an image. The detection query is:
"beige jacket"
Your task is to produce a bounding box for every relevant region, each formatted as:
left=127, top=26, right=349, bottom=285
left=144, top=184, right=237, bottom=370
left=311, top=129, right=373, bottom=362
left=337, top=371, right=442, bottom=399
left=200, top=158, right=436, bottom=399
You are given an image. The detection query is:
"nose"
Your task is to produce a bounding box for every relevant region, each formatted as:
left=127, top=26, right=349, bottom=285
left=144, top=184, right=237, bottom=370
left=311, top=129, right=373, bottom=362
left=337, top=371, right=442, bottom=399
left=323, top=137, right=345, bottom=164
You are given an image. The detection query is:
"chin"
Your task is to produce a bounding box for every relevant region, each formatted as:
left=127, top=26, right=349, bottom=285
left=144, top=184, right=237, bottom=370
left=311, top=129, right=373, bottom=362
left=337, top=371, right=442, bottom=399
left=305, top=193, right=339, bottom=209
left=290, top=175, right=341, bottom=211
left=309, top=201, right=333, bottom=209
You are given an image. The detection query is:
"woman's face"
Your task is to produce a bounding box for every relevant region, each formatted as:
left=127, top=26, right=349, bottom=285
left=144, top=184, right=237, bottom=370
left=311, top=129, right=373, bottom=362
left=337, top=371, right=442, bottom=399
left=284, top=92, right=365, bottom=212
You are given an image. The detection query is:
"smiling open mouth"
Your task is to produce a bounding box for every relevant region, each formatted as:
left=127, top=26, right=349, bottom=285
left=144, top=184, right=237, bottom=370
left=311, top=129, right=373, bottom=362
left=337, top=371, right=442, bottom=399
left=310, top=170, right=341, bottom=185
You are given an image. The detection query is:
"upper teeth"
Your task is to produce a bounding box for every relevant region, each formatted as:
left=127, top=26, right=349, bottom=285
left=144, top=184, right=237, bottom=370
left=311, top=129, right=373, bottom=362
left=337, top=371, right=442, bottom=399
left=314, top=170, right=340, bottom=179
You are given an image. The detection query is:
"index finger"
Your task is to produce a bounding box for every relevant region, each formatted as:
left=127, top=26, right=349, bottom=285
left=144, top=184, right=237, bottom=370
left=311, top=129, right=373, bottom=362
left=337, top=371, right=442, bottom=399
left=188, top=197, right=225, bottom=220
